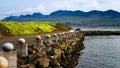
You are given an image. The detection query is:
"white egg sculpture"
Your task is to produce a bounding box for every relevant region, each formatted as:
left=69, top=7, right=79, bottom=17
left=18, top=38, right=26, bottom=44
left=46, top=34, right=51, bottom=38
left=53, top=34, right=57, bottom=37
left=65, top=32, right=67, bottom=35
left=62, top=32, right=65, bottom=35
left=58, top=33, right=62, bottom=36
left=0, top=56, right=8, bottom=68
left=69, top=30, right=74, bottom=33
left=36, top=35, right=41, bottom=40
left=2, top=42, right=14, bottom=52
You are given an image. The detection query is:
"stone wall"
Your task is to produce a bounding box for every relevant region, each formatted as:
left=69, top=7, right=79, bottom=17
left=0, top=30, right=85, bottom=68
left=18, top=30, right=84, bottom=68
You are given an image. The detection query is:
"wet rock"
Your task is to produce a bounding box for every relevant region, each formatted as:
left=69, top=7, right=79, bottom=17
left=20, top=64, right=35, bottom=68
left=36, top=57, right=49, bottom=68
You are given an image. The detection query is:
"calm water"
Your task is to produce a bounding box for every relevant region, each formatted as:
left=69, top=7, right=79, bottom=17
left=76, top=36, right=120, bottom=68
left=72, top=26, right=120, bottom=31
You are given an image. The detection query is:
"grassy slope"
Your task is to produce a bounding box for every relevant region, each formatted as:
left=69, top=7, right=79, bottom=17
left=0, top=21, right=71, bottom=36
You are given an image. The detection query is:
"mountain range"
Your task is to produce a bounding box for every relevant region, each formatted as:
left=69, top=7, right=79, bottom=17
left=2, top=10, right=120, bottom=27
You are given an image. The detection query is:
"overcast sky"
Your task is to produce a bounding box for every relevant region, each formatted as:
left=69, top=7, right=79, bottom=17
left=0, top=0, right=120, bottom=19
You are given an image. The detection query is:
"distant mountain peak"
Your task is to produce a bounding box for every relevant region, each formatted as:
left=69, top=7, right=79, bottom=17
left=32, top=12, right=43, bottom=16
left=106, top=9, right=118, bottom=12
left=2, top=9, right=120, bottom=22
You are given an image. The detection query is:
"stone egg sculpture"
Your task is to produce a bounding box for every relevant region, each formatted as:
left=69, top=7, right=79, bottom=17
left=0, top=56, right=8, bottom=68
left=18, top=38, right=26, bottom=44
left=65, top=32, right=67, bottom=35
left=62, top=32, right=65, bottom=35
left=69, top=30, right=74, bottom=33
left=53, top=34, right=57, bottom=37
left=46, top=34, right=51, bottom=38
left=2, top=42, right=14, bottom=52
left=58, top=33, right=62, bottom=36
left=36, top=35, right=41, bottom=40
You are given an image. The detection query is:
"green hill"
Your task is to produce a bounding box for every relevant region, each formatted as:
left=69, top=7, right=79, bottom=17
left=0, top=21, right=71, bottom=36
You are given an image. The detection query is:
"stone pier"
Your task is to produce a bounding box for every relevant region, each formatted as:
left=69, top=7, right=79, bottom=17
left=0, top=30, right=85, bottom=68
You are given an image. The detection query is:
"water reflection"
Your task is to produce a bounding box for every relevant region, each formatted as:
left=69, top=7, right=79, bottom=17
left=76, top=36, right=120, bottom=68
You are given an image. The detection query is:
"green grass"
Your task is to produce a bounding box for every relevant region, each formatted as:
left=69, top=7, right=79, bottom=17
left=0, top=21, right=70, bottom=36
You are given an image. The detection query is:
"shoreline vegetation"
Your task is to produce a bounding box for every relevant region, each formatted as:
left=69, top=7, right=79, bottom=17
left=0, top=21, right=71, bottom=37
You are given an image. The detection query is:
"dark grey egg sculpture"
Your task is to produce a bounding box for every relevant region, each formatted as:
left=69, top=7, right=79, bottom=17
left=2, top=42, right=14, bottom=52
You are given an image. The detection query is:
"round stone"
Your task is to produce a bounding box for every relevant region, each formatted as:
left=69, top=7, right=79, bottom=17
left=36, top=35, right=41, bottom=40
left=53, top=34, right=57, bottom=37
left=62, top=32, right=65, bottom=35
left=2, top=42, right=14, bottom=52
left=69, top=30, right=74, bottom=32
left=67, top=32, right=69, bottom=34
left=18, top=38, right=26, bottom=44
left=58, top=33, right=61, bottom=36
left=0, top=56, right=8, bottom=68
left=46, top=34, right=51, bottom=38
left=65, top=32, right=67, bottom=35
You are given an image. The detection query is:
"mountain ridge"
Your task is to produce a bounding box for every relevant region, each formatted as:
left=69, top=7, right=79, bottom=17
left=2, top=10, right=120, bottom=27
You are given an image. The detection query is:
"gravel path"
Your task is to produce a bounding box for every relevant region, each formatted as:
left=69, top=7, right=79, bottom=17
left=0, top=34, right=47, bottom=46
